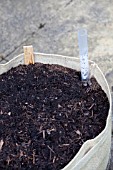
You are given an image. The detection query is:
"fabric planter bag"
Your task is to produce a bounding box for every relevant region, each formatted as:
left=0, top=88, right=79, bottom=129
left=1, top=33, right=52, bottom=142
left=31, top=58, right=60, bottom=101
left=0, top=53, right=112, bottom=170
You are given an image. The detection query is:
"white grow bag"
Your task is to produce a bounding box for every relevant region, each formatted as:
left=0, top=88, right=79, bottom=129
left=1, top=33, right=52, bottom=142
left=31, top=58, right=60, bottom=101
left=0, top=53, right=112, bottom=170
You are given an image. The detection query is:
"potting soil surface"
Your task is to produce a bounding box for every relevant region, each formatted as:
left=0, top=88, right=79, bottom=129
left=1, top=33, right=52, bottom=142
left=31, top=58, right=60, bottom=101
left=0, top=63, right=109, bottom=170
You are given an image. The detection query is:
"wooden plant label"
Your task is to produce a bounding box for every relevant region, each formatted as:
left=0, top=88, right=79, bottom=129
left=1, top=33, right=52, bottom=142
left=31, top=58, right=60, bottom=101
left=23, top=45, right=34, bottom=65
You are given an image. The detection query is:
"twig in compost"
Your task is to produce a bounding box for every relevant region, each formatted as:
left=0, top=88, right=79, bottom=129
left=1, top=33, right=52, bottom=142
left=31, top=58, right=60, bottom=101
left=0, top=139, right=4, bottom=151
left=32, top=150, right=35, bottom=164
left=19, top=150, right=24, bottom=157
left=59, top=144, right=70, bottom=147
left=52, top=156, right=56, bottom=163
left=43, top=130, right=45, bottom=139
left=47, top=145, right=55, bottom=153
left=88, top=103, right=95, bottom=110
left=7, top=156, right=11, bottom=165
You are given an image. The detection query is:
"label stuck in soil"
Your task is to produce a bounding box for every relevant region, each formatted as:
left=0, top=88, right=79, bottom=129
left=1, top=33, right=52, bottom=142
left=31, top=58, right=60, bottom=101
left=80, top=52, right=89, bottom=81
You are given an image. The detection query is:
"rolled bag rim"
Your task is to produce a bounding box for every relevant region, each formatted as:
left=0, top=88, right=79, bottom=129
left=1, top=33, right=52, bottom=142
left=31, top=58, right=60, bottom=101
left=0, top=53, right=112, bottom=170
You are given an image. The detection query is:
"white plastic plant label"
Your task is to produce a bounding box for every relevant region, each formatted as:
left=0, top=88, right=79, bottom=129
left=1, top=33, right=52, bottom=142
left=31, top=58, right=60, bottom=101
left=80, top=52, right=89, bottom=81
left=78, top=29, right=89, bottom=83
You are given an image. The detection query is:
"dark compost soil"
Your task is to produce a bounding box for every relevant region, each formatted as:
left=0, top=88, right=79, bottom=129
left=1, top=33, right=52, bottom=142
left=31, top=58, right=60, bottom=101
left=0, top=63, right=109, bottom=170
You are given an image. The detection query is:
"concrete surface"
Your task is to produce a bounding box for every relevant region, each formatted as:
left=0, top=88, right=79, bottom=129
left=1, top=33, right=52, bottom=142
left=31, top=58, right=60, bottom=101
left=0, top=0, right=113, bottom=169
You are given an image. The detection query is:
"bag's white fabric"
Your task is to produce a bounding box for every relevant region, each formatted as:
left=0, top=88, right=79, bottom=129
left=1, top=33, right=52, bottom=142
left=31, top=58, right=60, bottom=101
left=0, top=53, right=112, bottom=170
